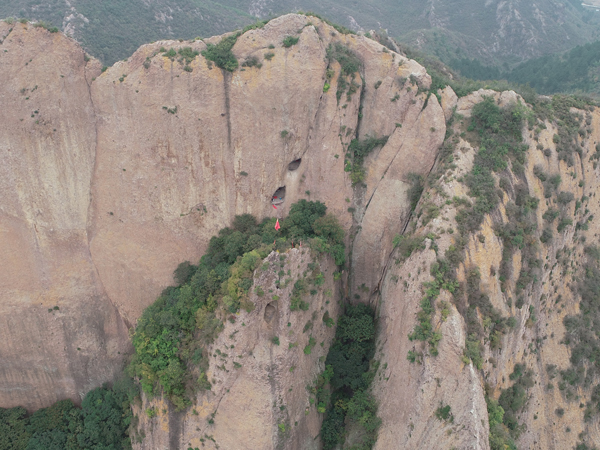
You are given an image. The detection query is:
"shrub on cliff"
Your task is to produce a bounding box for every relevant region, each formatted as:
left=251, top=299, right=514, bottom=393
left=282, top=36, right=299, bottom=48
left=457, top=97, right=527, bottom=234
left=326, top=43, right=361, bottom=76
left=494, top=365, right=533, bottom=439
left=177, top=47, right=199, bottom=64
left=345, top=136, right=389, bottom=185
left=201, top=33, right=240, bottom=71
left=487, top=397, right=516, bottom=450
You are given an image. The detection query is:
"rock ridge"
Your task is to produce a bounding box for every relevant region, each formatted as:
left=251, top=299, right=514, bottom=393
left=0, top=14, right=443, bottom=412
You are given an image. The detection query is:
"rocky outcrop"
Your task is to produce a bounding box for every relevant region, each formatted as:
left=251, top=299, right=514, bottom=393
left=132, top=249, right=341, bottom=450
left=0, top=15, right=444, bottom=411
left=372, top=122, right=490, bottom=450
left=371, top=89, right=600, bottom=450
left=5, top=13, right=600, bottom=450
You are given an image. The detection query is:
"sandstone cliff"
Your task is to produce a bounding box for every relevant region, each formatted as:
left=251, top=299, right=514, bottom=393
left=3, top=13, right=600, bottom=450
left=0, top=14, right=443, bottom=414
left=0, top=19, right=130, bottom=411
left=371, top=90, right=600, bottom=450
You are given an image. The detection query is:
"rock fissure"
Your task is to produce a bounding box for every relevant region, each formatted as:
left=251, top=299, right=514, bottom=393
left=223, top=70, right=232, bottom=151
left=0, top=24, right=14, bottom=45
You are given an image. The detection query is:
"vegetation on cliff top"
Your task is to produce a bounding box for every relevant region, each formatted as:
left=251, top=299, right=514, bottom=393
left=128, top=200, right=346, bottom=409
left=325, top=42, right=363, bottom=105
left=4, top=0, right=598, bottom=68
left=400, top=93, right=594, bottom=449
left=2, top=200, right=347, bottom=446
left=201, top=33, right=240, bottom=71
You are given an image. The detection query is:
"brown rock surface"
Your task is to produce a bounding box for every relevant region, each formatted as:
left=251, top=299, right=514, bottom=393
left=0, top=15, right=443, bottom=412
left=370, top=90, right=600, bottom=450
left=0, top=22, right=130, bottom=411
left=3, top=13, right=600, bottom=450
left=372, top=130, right=490, bottom=450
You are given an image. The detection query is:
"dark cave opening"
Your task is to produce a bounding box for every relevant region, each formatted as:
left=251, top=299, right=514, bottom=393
left=271, top=186, right=286, bottom=205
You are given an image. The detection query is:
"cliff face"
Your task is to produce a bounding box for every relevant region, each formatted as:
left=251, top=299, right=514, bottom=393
left=371, top=90, right=600, bottom=450
left=0, top=15, right=443, bottom=412
left=0, top=20, right=130, bottom=411
left=4, top=13, right=600, bottom=450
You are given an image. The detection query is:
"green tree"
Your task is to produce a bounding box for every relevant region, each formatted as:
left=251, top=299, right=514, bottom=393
left=0, top=407, right=30, bottom=450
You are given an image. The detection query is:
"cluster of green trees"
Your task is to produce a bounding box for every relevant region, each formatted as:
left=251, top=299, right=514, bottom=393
left=128, top=200, right=345, bottom=409
left=486, top=363, right=541, bottom=449
left=202, top=33, right=241, bottom=71
left=317, top=304, right=380, bottom=449
left=3, top=200, right=348, bottom=448
left=0, top=379, right=137, bottom=450
left=486, top=396, right=517, bottom=450
left=498, top=364, right=534, bottom=440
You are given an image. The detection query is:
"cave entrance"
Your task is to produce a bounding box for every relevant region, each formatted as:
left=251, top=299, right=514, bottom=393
left=288, top=158, right=302, bottom=171
left=271, top=186, right=286, bottom=205
left=264, top=302, right=277, bottom=324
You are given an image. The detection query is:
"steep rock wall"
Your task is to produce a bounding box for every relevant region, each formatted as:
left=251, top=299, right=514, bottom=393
left=0, top=15, right=444, bottom=411
left=372, top=106, right=490, bottom=449
left=88, top=14, right=445, bottom=324
left=0, top=21, right=130, bottom=411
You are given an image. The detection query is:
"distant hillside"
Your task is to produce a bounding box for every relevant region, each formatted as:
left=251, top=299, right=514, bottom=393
left=0, top=0, right=253, bottom=64
left=451, top=40, right=600, bottom=96
left=0, top=0, right=599, bottom=66
left=390, top=0, right=600, bottom=67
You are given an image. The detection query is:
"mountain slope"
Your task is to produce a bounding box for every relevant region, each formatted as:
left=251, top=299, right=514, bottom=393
left=4, top=13, right=600, bottom=450
left=0, top=0, right=598, bottom=66
left=0, top=0, right=253, bottom=63
left=0, top=13, right=443, bottom=413
left=450, top=39, right=600, bottom=96
left=244, top=0, right=600, bottom=65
